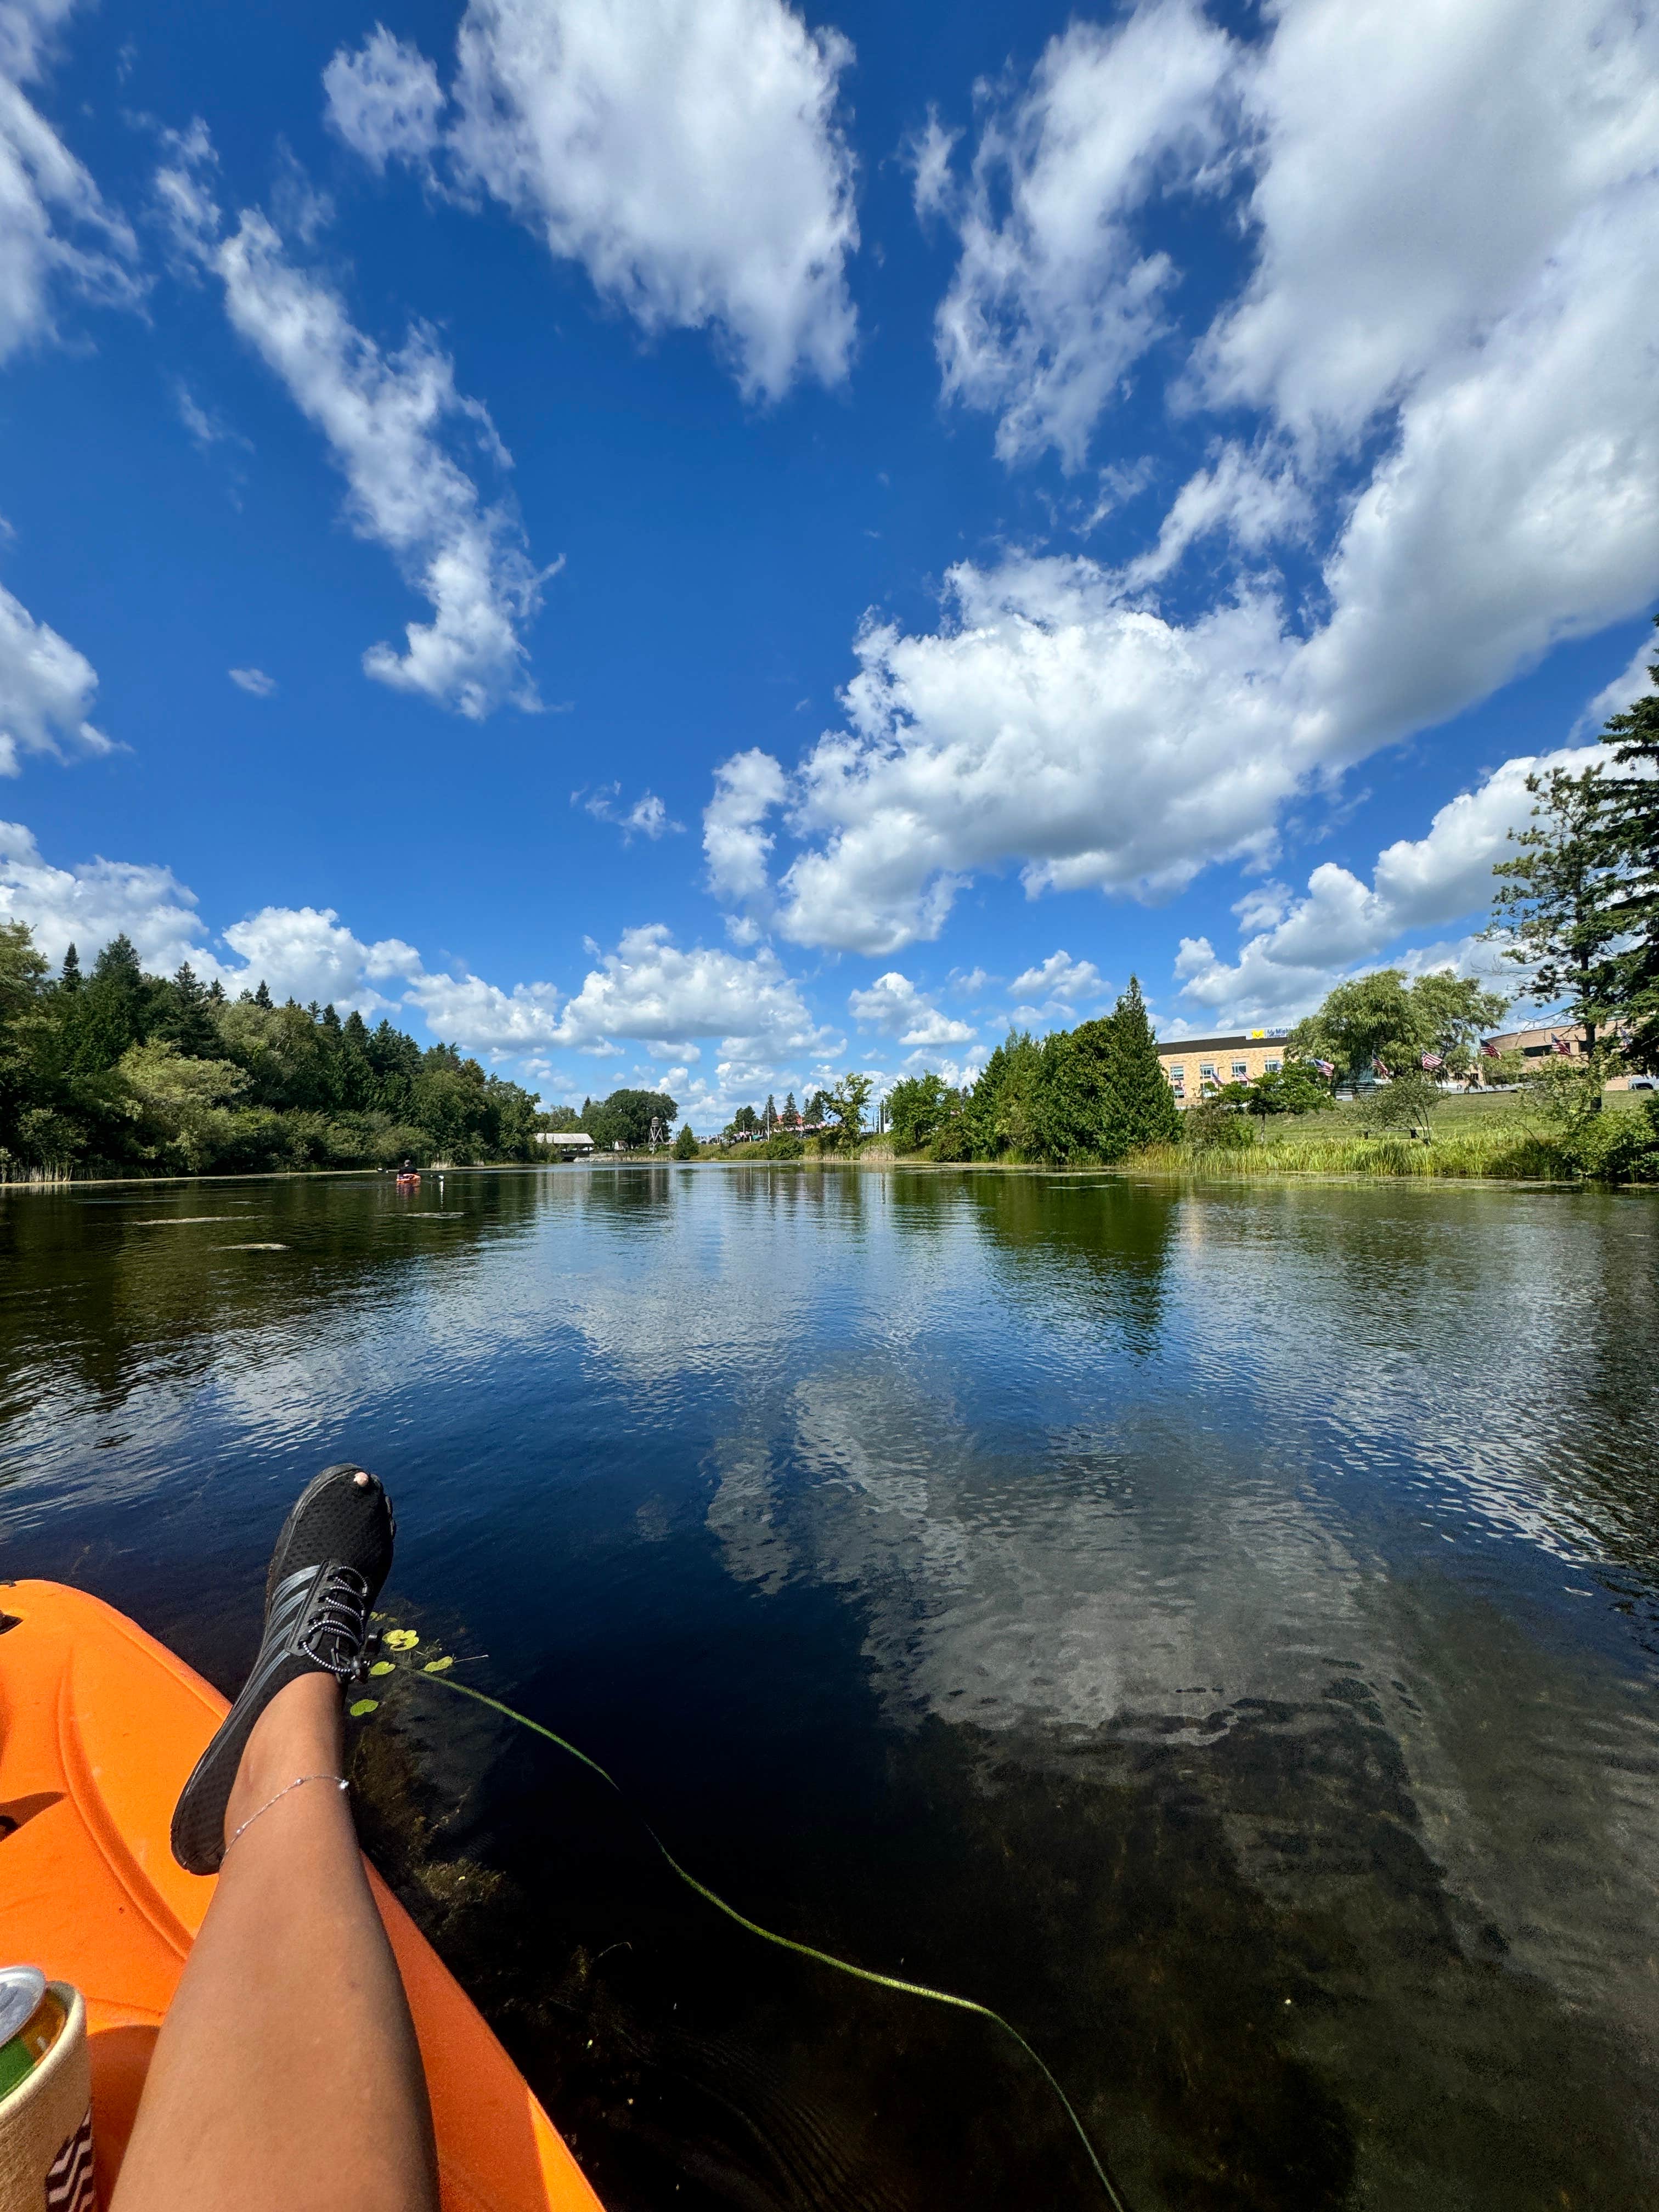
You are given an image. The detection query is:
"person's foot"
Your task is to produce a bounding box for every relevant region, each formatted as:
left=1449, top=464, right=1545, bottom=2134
left=171, top=1464, right=396, bottom=1875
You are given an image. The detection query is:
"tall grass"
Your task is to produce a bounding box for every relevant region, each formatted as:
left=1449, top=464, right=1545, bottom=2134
left=1130, top=1123, right=1576, bottom=1181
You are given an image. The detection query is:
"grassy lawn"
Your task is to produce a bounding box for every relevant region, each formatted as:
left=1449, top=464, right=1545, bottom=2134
left=1131, top=1086, right=1657, bottom=1182
left=1264, top=1086, right=1649, bottom=1146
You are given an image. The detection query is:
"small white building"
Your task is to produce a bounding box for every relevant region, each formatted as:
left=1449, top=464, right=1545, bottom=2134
left=537, top=1130, right=595, bottom=1154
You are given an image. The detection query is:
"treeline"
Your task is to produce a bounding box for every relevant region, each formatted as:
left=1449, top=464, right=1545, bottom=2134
left=0, top=924, right=541, bottom=1180
left=888, top=979, right=1180, bottom=1164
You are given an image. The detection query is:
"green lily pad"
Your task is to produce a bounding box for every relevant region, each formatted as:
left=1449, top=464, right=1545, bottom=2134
left=421, top=1656, right=454, bottom=1673
left=369, top=1661, right=394, bottom=1677
left=348, top=1698, right=380, bottom=1718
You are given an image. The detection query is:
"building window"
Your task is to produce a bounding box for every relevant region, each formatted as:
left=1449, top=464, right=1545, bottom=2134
left=1169, top=1065, right=1185, bottom=1084
left=1264, top=1058, right=1281, bottom=1074
left=1231, top=1059, right=1248, bottom=1079
left=1200, top=1062, right=1217, bottom=1080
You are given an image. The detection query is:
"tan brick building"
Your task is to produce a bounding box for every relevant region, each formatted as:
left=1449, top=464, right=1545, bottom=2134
left=1482, top=1022, right=1643, bottom=1090
left=1154, top=1032, right=1291, bottom=1107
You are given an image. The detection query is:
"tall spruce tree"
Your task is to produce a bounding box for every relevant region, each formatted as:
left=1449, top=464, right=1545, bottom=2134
left=1486, top=764, right=1621, bottom=1052
left=75, top=934, right=148, bottom=1068
left=155, top=962, right=219, bottom=1059
left=1101, top=978, right=1180, bottom=1153
left=59, top=943, right=81, bottom=991
left=1594, top=616, right=1659, bottom=1070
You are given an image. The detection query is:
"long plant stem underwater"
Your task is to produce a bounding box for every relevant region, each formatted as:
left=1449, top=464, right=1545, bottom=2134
left=399, top=1664, right=1129, bottom=2210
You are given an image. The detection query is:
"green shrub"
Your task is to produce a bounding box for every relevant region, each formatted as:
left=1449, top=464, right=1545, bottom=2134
left=1587, top=1096, right=1659, bottom=1182
left=927, top=1116, right=975, bottom=1162
left=1182, top=1101, right=1256, bottom=1151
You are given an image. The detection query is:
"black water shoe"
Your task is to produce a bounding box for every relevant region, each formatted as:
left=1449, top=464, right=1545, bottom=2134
left=170, top=1463, right=396, bottom=1874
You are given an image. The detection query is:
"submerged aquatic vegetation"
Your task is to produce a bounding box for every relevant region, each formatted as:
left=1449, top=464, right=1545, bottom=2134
left=359, top=1622, right=1129, bottom=2210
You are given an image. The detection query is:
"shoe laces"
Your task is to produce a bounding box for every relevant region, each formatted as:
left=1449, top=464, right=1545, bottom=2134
left=296, top=1564, right=374, bottom=1681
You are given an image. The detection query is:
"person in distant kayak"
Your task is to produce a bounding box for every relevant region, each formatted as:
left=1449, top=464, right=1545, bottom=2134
left=111, top=1466, right=438, bottom=2212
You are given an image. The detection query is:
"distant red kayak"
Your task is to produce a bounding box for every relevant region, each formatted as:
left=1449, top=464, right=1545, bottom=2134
left=396, top=1172, right=421, bottom=1187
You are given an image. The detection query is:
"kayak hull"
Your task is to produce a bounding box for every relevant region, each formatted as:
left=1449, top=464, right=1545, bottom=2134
left=0, top=1579, right=601, bottom=2212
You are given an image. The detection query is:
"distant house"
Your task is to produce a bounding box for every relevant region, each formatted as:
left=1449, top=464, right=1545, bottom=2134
left=1154, top=1031, right=1289, bottom=1106
left=536, top=1130, right=596, bottom=1154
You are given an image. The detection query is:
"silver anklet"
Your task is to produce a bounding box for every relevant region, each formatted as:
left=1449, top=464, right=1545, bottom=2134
left=223, top=1773, right=348, bottom=1858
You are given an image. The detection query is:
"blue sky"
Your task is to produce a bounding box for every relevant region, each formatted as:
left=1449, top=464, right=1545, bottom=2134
left=1, top=0, right=1655, bottom=1125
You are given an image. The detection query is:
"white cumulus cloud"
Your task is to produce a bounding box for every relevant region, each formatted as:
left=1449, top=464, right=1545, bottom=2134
left=228, top=665, right=276, bottom=698
left=1171, top=742, right=1608, bottom=1024
left=1007, top=950, right=1103, bottom=1006
left=1198, top=0, right=1659, bottom=444
left=846, top=970, right=974, bottom=1046
left=552, top=922, right=827, bottom=1058
left=750, top=558, right=1303, bottom=955
left=0, top=819, right=213, bottom=973
left=730, top=0, right=1659, bottom=956
left=326, top=0, right=859, bottom=402
left=219, top=905, right=410, bottom=1012
left=0, top=579, right=109, bottom=771
left=703, top=746, right=787, bottom=907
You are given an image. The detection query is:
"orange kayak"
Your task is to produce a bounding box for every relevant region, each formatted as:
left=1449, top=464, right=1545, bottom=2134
left=0, top=1580, right=602, bottom=2212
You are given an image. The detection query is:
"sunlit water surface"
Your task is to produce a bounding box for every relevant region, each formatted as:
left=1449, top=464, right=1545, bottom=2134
left=4, top=1167, right=1658, bottom=2210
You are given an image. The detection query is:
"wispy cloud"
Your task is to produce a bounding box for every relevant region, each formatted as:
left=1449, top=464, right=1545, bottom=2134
left=155, top=125, right=552, bottom=720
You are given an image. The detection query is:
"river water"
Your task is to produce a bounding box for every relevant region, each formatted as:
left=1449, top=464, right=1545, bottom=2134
left=4, top=1166, right=1658, bottom=2210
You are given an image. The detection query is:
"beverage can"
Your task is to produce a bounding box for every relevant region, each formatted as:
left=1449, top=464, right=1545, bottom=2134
left=0, top=1971, right=94, bottom=2209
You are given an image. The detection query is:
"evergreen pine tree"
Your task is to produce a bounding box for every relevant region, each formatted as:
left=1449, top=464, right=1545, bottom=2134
left=764, top=1092, right=776, bottom=1132
left=1101, top=977, right=1180, bottom=1153
left=253, top=979, right=273, bottom=1009
left=80, top=933, right=149, bottom=1064
left=1486, top=765, right=1621, bottom=1053
left=60, top=943, right=81, bottom=991
left=1594, top=615, right=1659, bottom=1070
left=155, top=962, right=220, bottom=1059
left=784, top=1090, right=797, bottom=1126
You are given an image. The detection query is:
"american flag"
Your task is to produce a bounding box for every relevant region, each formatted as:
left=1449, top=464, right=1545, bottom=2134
left=1551, top=1032, right=1572, bottom=1056
left=1313, top=1058, right=1335, bottom=1077
left=1480, top=1040, right=1499, bottom=1059
left=1420, top=1052, right=1443, bottom=1070
left=1373, top=1058, right=1392, bottom=1080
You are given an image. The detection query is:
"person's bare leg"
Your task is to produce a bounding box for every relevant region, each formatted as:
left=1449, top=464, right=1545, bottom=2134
left=113, top=1671, right=439, bottom=2212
